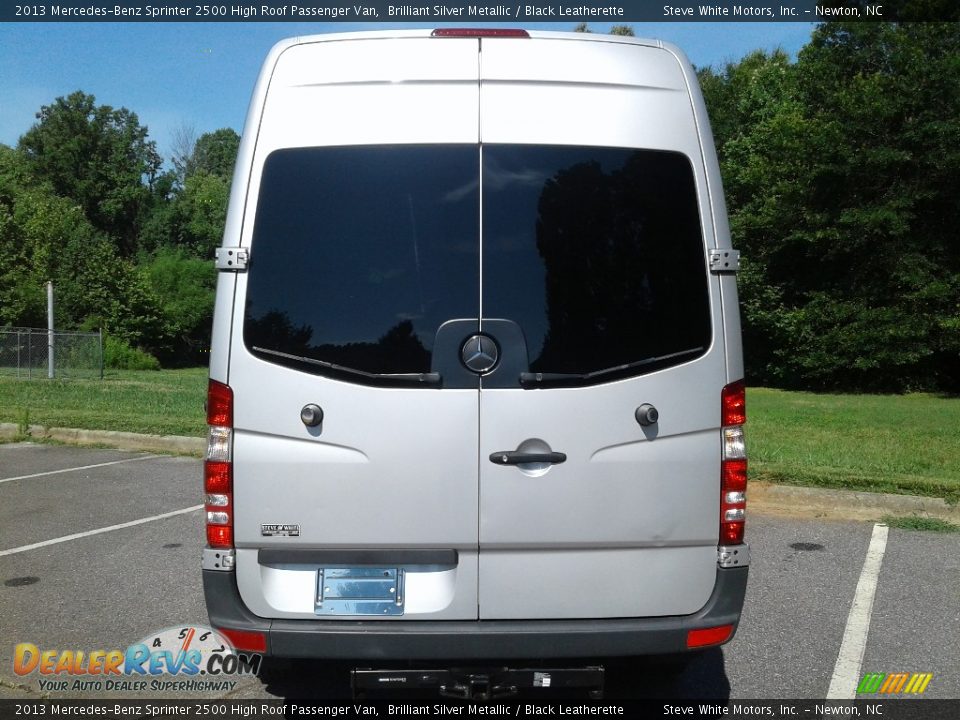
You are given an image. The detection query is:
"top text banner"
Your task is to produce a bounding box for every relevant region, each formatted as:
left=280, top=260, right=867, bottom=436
left=5, top=1, right=955, bottom=23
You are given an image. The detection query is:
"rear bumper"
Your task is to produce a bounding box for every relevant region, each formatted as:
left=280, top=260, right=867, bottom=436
left=203, top=564, right=748, bottom=660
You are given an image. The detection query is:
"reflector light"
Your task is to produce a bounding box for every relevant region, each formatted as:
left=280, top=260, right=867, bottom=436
left=206, top=524, right=233, bottom=549
left=721, top=521, right=745, bottom=546
left=431, top=28, right=530, bottom=38
left=687, top=624, right=734, bottom=648
left=216, top=627, right=268, bottom=653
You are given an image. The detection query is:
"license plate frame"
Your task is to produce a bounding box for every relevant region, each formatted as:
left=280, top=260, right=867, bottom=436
left=315, top=567, right=404, bottom=616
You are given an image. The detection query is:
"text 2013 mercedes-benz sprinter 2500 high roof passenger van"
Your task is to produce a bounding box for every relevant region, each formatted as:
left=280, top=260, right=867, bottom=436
left=203, top=28, right=749, bottom=685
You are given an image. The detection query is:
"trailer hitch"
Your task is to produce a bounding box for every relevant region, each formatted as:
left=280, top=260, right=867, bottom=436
left=351, top=665, right=604, bottom=700
left=439, top=669, right=517, bottom=701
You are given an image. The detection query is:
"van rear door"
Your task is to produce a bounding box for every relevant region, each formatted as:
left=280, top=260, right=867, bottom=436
left=476, top=37, right=726, bottom=619
left=228, top=37, right=482, bottom=620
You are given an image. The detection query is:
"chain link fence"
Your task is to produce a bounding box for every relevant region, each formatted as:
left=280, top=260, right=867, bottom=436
left=0, top=327, right=103, bottom=380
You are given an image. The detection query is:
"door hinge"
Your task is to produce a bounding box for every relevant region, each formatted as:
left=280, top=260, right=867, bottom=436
left=709, top=248, right=740, bottom=274
left=215, top=247, right=248, bottom=271
left=718, top=544, right=750, bottom=568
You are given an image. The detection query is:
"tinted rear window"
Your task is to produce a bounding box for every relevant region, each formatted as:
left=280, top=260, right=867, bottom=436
left=482, top=146, right=711, bottom=377
left=243, top=144, right=710, bottom=385
left=244, top=145, right=479, bottom=377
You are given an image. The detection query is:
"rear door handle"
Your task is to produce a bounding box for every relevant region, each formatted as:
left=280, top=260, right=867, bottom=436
left=489, top=451, right=567, bottom=466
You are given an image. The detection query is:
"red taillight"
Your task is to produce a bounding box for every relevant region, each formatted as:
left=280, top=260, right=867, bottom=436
left=722, top=459, right=747, bottom=493
left=721, top=381, right=747, bottom=546
left=206, top=524, right=233, bottom=549
left=721, top=522, right=745, bottom=546
left=207, top=380, right=233, bottom=426
left=205, top=461, right=232, bottom=494
left=687, top=624, right=734, bottom=648
left=216, top=627, right=267, bottom=654
left=721, top=379, right=746, bottom=426
left=206, top=380, right=234, bottom=550
left=431, top=28, right=530, bottom=38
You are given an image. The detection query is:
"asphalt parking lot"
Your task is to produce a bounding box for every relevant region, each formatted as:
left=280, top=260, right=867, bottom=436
left=1, top=443, right=957, bottom=701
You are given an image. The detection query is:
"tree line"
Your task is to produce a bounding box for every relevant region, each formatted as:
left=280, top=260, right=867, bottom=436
left=699, top=21, right=959, bottom=392
left=0, top=21, right=957, bottom=390
left=0, top=94, right=235, bottom=368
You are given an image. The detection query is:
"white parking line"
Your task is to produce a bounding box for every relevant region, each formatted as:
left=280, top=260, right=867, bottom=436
left=0, top=505, right=203, bottom=557
left=0, top=454, right=159, bottom=484
left=826, top=522, right=890, bottom=699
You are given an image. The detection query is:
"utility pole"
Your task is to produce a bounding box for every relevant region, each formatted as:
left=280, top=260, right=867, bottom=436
left=47, top=281, right=54, bottom=379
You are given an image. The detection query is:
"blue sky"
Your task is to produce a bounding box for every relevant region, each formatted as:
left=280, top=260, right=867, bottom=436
left=0, top=21, right=816, bottom=162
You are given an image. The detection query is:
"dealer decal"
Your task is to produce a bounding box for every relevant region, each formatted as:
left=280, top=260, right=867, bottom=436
left=261, top=523, right=300, bottom=537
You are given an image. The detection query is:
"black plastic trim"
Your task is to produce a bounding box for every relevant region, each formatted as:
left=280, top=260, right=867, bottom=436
left=477, top=319, right=530, bottom=389
left=431, top=319, right=481, bottom=389
left=203, top=566, right=747, bottom=660
left=489, top=451, right=567, bottom=466
left=258, top=549, right=458, bottom=566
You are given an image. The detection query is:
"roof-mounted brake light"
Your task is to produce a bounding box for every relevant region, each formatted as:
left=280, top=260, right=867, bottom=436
left=431, top=28, right=530, bottom=38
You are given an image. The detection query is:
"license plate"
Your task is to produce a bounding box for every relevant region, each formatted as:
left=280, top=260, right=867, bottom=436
left=315, top=567, right=404, bottom=616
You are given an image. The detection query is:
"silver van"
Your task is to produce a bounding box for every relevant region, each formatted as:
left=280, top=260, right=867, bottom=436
left=203, top=28, right=749, bottom=682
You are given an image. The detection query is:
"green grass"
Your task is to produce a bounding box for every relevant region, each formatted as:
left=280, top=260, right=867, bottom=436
left=1, top=372, right=958, bottom=502
left=0, top=368, right=207, bottom=437
left=750, top=388, right=960, bottom=503
left=881, top=515, right=959, bottom=533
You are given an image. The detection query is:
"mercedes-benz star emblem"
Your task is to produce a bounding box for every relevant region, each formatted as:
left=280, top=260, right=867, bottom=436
left=461, top=334, right=499, bottom=374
